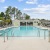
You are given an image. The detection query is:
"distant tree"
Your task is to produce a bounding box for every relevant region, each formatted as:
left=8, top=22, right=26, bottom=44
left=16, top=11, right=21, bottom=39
left=5, top=14, right=11, bottom=19
left=0, top=12, right=5, bottom=17
left=12, top=7, right=16, bottom=18
left=41, top=19, right=45, bottom=21
left=16, top=10, right=22, bottom=19
left=5, top=6, right=12, bottom=14
left=25, top=14, right=30, bottom=19
left=5, top=6, right=22, bottom=19
left=5, top=6, right=12, bottom=19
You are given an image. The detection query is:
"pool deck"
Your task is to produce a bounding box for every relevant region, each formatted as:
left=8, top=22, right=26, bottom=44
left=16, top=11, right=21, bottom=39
left=0, top=37, right=50, bottom=50
left=0, top=26, right=50, bottom=50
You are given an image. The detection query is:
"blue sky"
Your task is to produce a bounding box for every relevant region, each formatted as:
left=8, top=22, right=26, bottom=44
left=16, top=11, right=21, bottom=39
left=0, top=0, right=50, bottom=20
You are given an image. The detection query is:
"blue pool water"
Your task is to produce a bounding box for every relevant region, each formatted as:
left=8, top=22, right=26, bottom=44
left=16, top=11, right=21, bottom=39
left=0, top=26, right=49, bottom=37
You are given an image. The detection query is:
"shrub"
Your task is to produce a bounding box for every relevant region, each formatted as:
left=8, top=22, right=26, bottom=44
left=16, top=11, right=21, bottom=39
left=5, top=19, right=12, bottom=25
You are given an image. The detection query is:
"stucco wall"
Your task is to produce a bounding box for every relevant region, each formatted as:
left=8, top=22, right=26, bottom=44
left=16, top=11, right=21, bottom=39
left=33, top=19, right=41, bottom=26
left=12, top=19, right=20, bottom=26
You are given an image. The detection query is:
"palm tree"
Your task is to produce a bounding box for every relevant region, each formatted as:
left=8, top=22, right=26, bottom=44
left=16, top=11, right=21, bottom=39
left=0, top=12, right=5, bottom=18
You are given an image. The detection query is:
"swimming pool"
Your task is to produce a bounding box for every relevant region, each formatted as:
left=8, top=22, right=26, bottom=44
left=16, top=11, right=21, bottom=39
left=0, top=26, right=49, bottom=37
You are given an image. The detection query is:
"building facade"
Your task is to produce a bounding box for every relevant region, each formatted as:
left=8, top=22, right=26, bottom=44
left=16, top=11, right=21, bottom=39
left=12, top=19, right=42, bottom=26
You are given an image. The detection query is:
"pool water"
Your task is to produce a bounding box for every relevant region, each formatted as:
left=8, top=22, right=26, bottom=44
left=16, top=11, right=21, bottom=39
left=0, top=26, right=49, bottom=37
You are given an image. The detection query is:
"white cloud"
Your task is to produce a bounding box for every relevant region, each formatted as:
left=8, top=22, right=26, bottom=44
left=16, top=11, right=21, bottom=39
left=18, top=0, right=23, bottom=2
left=23, top=4, right=50, bottom=19
left=3, top=6, right=8, bottom=9
left=0, top=0, right=5, bottom=3
left=23, top=4, right=50, bottom=13
left=26, top=0, right=38, bottom=4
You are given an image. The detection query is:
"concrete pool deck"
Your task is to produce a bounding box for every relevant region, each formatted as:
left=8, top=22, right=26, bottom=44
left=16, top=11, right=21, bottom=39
left=0, top=26, right=50, bottom=50
left=0, top=37, right=50, bottom=50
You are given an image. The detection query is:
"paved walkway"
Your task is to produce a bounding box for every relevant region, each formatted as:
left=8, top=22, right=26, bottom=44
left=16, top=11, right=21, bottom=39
left=0, top=37, right=50, bottom=50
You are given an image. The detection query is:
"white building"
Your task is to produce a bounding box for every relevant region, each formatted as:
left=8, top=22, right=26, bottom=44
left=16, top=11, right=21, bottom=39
left=12, top=19, right=41, bottom=26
